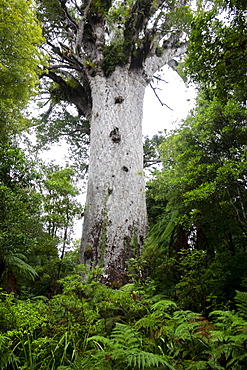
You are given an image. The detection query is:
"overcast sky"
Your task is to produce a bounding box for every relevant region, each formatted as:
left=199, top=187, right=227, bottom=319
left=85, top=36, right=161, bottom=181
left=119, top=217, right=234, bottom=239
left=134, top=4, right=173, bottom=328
left=143, top=65, right=196, bottom=137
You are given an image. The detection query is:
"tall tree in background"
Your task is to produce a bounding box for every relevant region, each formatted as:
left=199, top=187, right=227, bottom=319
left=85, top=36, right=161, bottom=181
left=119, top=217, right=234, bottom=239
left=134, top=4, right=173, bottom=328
left=0, top=0, right=44, bottom=293
left=38, top=0, right=191, bottom=282
left=145, top=0, right=247, bottom=309
left=0, top=0, right=44, bottom=142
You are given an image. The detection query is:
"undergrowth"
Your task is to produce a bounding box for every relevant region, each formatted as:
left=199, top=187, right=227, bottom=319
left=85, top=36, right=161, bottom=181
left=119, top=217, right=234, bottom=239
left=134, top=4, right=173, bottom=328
left=0, top=266, right=247, bottom=369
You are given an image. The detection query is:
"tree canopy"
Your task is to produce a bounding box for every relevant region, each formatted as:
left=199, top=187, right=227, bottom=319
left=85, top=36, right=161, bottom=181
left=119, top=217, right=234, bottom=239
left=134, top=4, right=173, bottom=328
left=0, top=0, right=44, bottom=140
left=36, top=0, right=191, bottom=138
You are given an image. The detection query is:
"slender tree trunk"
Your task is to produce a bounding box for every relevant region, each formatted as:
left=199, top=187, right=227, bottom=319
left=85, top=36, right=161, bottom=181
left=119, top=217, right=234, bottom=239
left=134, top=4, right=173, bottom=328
left=79, top=66, right=148, bottom=284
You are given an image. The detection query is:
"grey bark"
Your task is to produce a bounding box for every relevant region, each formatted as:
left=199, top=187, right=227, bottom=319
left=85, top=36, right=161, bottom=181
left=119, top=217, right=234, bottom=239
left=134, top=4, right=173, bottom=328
left=80, top=67, right=148, bottom=283
left=79, top=39, right=186, bottom=283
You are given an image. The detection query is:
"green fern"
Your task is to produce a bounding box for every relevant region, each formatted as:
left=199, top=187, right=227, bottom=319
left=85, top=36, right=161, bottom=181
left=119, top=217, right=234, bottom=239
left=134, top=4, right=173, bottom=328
left=151, top=300, right=177, bottom=315
left=88, top=323, right=174, bottom=369
left=5, top=252, right=38, bottom=280
left=119, top=283, right=136, bottom=292
left=122, top=349, right=173, bottom=369
left=135, top=300, right=176, bottom=335
left=235, top=290, right=247, bottom=318
left=110, top=323, right=140, bottom=348
left=209, top=308, right=247, bottom=369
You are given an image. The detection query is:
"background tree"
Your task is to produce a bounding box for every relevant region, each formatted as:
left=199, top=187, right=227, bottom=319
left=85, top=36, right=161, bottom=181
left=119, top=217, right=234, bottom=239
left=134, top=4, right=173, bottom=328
left=0, top=0, right=44, bottom=142
left=186, top=0, right=247, bottom=102
left=0, top=145, right=43, bottom=293
left=145, top=95, right=247, bottom=311
left=145, top=0, right=247, bottom=311
left=36, top=0, right=191, bottom=282
left=41, top=165, right=83, bottom=280
left=0, top=0, right=46, bottom=294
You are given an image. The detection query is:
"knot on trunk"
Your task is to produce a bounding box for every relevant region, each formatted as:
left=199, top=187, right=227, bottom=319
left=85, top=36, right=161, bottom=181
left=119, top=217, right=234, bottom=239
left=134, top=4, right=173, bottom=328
left=110, top=127, right=121, bottom=143
left=114, top=96, right=124, bottom=104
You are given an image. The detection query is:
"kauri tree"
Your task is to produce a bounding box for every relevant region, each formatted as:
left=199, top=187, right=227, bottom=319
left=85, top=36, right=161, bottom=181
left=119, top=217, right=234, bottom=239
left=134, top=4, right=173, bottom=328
left=38, top=0, right=191, bottom=282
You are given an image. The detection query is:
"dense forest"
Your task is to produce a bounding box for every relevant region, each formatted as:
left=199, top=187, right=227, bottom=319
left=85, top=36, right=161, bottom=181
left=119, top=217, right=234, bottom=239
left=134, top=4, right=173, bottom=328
left=1, top=0, right=247, bottom=369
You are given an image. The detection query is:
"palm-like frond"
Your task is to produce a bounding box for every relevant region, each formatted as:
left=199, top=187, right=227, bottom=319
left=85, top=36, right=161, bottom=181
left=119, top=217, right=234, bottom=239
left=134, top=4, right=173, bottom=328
left=5, top=253, right=38, bottom=280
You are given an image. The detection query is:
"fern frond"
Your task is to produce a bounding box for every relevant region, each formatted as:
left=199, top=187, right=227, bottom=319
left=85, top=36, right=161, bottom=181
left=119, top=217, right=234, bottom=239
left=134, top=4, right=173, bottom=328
left=87, top=335, right=111, bottom=349
left=181, top=360, right=209, bottom=369
left=124, top=350, right=174, bottom=369
left=151, top=299, right=177, bottom=311
left=135, top=316, right=157, bottom=331
left=226, top=352, right=247, bottom=367
left=7, top=254, right=38, bottom=280
left=110, top=348, right=174, bottom=370
left=111, top=323, right=140, bottom=349
left=119, top=283, right=136, bottom=292
left=147, top=294, right=167, bottom=303
left=149, top=210, right=179, bottom=246
left=235, top=290, right=247, bottom=318
left=210, top=309, right=246, bottom=331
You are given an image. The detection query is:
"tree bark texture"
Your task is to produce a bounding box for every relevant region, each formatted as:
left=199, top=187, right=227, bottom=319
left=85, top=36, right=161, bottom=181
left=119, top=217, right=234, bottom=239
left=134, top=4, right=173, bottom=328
left=80, top=66, right=148, bottom=284
left=38, top=0, right=189, bottom=283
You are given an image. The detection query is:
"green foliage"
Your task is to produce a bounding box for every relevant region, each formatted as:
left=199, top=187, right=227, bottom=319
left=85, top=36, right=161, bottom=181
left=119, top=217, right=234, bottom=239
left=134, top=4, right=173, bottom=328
left=2, top=1, right=247, bottom=369
left=186, top=2, right=247, bottom=102
left=235, top=290, right=247, bottom=319
left=144, top=0, right=247, bottom=315
left=0, top=140, right=83, bottom=295
left=0, top=266, right=247, bottom=370
left=208, top=308, right=247, bottom=369
left=103, top=42, right=129, bottom=75
left=145, top=91, right=247, bottom=311
left=0, top=144, right=44, bottom=293
left=88, top=322, right=172, bottom=369
left=0, top=0, right=44, bottom=139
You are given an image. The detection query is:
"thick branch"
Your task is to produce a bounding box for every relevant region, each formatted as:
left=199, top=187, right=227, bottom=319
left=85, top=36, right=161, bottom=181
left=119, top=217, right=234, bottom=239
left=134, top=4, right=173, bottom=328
left=75, top=0, right=92, bottom=55
left=124, top=0, right=161, bottom=58
left=59, top=0, right=79, bottom=29
left=143, top=32, right=188, bottom=80
left=41, top=70, right=92, bottom=120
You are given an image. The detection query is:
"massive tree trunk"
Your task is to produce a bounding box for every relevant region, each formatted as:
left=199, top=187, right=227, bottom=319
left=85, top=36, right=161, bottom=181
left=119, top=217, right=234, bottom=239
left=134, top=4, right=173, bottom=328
left=80, top=66, right=148, bottom=283
left=38, top=0, right=189, bottom=283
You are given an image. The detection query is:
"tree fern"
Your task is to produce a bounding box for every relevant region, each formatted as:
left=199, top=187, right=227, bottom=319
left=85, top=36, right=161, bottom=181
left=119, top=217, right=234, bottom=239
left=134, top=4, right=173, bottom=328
left=148, top=210, right=179, bottom=247
left=5, top=252, right=38, bottom=280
